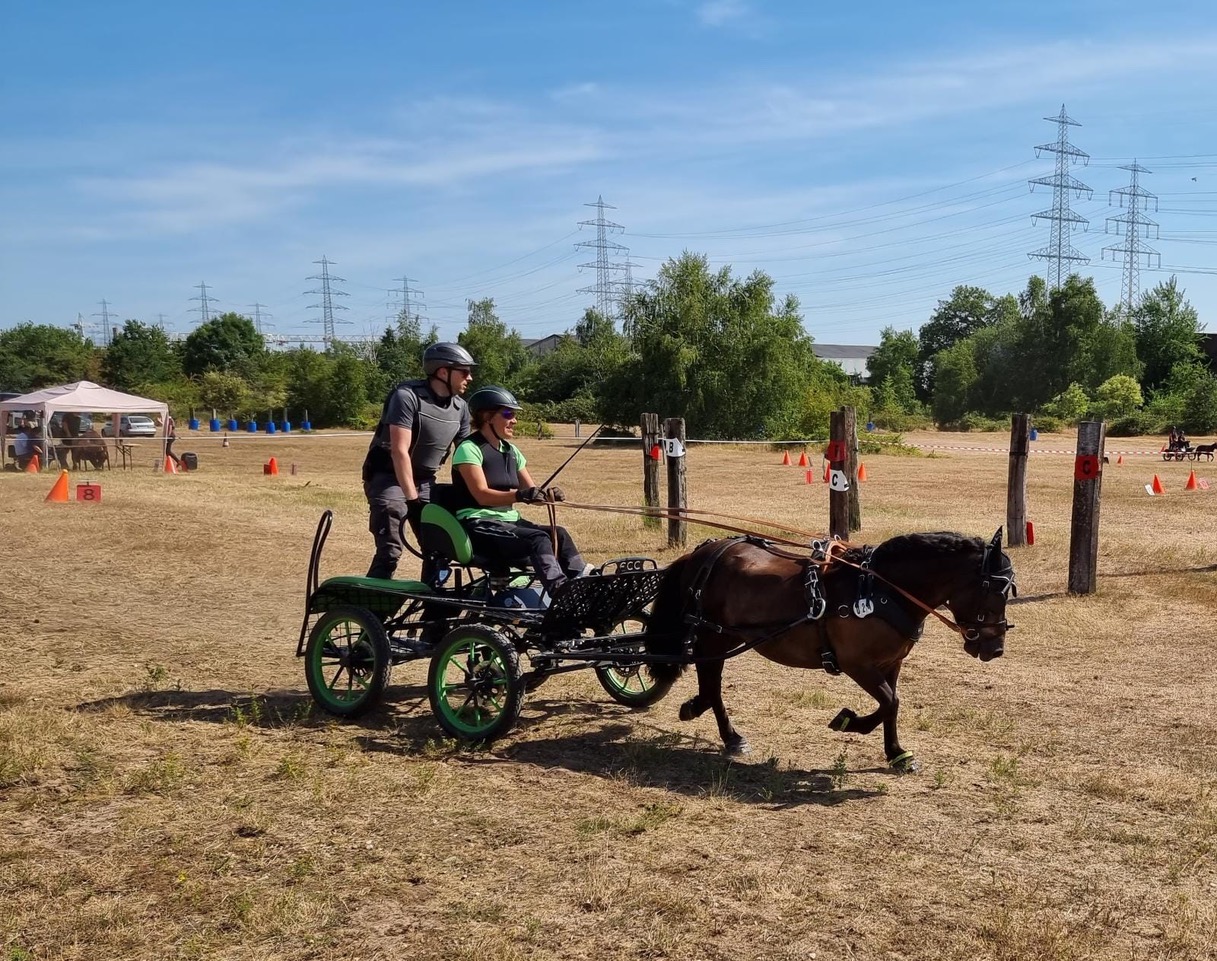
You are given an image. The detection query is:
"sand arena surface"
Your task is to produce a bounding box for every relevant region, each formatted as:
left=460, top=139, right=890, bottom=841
left=1, top=428, right=1215, bottom=960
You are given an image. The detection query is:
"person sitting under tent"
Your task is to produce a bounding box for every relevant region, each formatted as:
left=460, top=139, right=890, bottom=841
left=450, top=385, right=589, bottom=598
left=13, top=417, right=44, bottom=470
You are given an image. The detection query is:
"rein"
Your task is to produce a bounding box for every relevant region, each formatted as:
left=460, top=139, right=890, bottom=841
left=553, top=501, right=1002, bottom=641
left=560, top=501, right=820, bottom=550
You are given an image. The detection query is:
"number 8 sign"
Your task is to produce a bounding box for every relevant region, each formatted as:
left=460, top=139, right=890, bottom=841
left=1074, top=455, right=1100, bottom=481
left=76, top=483, right=102, bottom=503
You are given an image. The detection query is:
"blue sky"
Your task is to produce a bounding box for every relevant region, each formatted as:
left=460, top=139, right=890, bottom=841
left=2, top=1, right=1215, bottom=349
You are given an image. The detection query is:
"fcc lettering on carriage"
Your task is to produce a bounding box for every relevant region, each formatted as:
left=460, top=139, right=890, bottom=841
left=1074, top=454, right=1101, bottom=481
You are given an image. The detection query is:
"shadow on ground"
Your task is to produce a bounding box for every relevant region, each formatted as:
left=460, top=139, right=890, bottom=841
left=75, top=686, right=881, bottom=808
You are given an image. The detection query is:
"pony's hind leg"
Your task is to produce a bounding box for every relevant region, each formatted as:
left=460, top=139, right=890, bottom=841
left=685, top=659, right=749, bottom=756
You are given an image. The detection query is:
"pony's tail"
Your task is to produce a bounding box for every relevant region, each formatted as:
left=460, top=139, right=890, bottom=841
left=644, top=555, right=691, bottom=685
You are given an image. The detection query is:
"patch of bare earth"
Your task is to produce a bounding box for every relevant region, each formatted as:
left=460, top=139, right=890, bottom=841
left=1, top=431, right=1214, bottom=959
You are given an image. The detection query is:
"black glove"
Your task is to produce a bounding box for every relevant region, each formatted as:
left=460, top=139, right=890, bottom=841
left=545, top=485, right=566, bottom=502
left=515, top=486, right=545, bottom=504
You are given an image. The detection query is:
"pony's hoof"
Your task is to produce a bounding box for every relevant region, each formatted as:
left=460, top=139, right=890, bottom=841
left=678, top=699, right=698, bottom=722
left=828, top=708, right=857, bottom=732
left=888, top=751, right=919, bottom=774
left=723, top=738, right=751, bottom=757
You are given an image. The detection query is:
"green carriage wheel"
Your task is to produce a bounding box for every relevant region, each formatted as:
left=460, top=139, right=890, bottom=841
left=595, top=615, right=675, bottom=708
left=428, top=625, right=523, bottom=742
left=305, top=605, right=392, bottom=717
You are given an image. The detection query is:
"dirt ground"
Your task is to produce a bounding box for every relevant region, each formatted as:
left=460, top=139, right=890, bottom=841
left=1, top=427, right=1215, bottom=960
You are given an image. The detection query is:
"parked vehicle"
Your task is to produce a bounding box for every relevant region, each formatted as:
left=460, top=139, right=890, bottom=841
left=102, top=414, right=157, bottom=437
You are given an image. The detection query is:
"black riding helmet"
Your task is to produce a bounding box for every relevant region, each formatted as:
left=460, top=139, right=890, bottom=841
left=422, top=342, right=477, bottom=377
left=467, top=385, right=523, bottom=413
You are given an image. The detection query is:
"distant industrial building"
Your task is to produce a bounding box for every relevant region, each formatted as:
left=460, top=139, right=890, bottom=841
left=812, top=344, right=876, bottom=382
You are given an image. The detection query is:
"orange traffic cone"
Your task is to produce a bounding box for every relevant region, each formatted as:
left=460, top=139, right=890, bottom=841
left=857, top=462, right=868, bottom=483
left=797, top=450, right=809, bottom=467
left=781, top=450, right=791, bottom=466
left=1152, top=474, right=1165, bottom=495
left=1116, top=454, right=1123, bottom=465
left=44, top=470, right=69, bottom=503
left=267, top=456, right=280, bottom=476
left=24, top=453, right=40, bottom=474
left=1185, top=469, right=1198, bottom=491
left=164, top=456, right=177, bottom=474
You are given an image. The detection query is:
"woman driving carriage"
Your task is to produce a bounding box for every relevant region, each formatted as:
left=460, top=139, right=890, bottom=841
left=450, top=386, right=589, bottom=598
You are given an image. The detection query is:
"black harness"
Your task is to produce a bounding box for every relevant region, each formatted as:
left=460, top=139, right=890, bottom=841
left=677, top=535, right=984, bottom=677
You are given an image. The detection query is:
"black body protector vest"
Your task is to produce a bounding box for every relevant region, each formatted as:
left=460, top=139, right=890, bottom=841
left=449, top=434, right=520, bottom=514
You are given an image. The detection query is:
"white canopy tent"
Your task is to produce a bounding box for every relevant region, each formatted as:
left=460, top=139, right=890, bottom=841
left=0, top=381, right=169, bottom=470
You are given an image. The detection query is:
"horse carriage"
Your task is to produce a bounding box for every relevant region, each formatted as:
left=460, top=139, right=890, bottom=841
left=1162, top=439, right=1216, bottom=461
left=297, top=497, right=1017, bottom=773
left=297, top=505, right=676, bottom=742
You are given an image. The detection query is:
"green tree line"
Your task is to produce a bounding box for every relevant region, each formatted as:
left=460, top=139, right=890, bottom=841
left=1, top=256, right=1211, bottom=436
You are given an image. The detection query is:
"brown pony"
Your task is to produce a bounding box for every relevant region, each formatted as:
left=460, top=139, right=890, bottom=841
left=642, top=530, right=1016, bottom=772
left=69, top=430, right=110, bottom=471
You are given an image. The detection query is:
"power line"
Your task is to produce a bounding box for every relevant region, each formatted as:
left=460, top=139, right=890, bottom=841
left=93, top=299, right=115, bottom=346
left=1028, top=104, right=1093, bottom=290
left=305, top=256, right=350, bottom=348
left=391, top=276, right=425, bottom=328
left=248, top=303, right=273, bottom=336
left=190, top=281, right=216, bottom=325
left=576, top=196, right=630, bottom=320
left=1102, top=162, right=1160, bottom=315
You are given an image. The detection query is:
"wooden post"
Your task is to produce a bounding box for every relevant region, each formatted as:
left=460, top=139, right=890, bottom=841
left=1067, top=420, right=1106, bottom=595
left=1007, top=413, right=1029, bottom=547
left=843, top=405, right=861, bottom=532
left=829, top=410, right=849, bottom=540
left=641, top=413, right=660, bottom=528
left=665, top=417, right=687, bottom=548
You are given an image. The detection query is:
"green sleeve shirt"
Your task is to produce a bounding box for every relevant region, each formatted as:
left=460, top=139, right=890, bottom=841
left=451, top=439, right=527, bottom=522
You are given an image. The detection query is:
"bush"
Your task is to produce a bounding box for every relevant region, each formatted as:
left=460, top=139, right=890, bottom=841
left=1030, top=415, right=1063, bottom=433
left=867, top=408, right=934, bottom=432
left=948, top=413, right=1010, bottom=432
left=1107, top=414, right=1156, bottom=437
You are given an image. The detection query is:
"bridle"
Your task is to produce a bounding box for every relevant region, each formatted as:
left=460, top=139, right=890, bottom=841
left=957, top=541, right=1017, bottom=642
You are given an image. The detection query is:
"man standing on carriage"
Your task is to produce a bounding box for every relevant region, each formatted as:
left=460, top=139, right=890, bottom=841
left=362, top=342, right=476, bottom=579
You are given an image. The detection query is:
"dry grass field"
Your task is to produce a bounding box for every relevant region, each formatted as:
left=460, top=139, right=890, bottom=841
left=2, top=427, right=1215, bottom=961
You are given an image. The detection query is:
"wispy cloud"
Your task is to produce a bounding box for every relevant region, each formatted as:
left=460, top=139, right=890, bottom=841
left=697, top=0, right=752, bottom=28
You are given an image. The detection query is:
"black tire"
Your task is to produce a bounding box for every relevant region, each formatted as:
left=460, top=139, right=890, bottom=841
left=428, top=625, right=524, bottom=742
left=595, top=615, right=675, bottom=708
left=305, top=605, right=392, bottom=718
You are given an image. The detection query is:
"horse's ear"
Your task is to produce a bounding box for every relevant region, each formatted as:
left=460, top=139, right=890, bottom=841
left=990, top=527, right=1003, bottom=550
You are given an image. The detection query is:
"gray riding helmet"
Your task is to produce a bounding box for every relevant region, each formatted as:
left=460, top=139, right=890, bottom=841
left=422, top=342, right=477, bottom=377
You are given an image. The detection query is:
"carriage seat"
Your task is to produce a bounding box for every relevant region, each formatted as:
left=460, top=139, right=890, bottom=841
left=418, top=501, right=521, bottom=579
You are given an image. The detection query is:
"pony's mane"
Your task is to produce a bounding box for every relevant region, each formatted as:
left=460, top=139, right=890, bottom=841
left=844, top=531, right=983, bottom=567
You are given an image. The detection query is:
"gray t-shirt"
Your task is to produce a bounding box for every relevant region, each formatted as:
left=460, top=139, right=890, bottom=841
left=363, top=379, right=469, bottom=484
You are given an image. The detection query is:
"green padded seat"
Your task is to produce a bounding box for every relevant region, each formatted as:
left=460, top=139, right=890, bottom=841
left=420, top=502, right=475, bottom=565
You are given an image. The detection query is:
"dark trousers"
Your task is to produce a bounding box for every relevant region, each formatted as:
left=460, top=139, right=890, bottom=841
left=463, top=518, right=586, bottom=595
left=365, top=477, right=432, bottom=581
left=165, top=437, right=180, bottom=465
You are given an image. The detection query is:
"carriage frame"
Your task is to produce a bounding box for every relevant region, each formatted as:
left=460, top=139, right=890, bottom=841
left=295, top=509, right=678, bottom=742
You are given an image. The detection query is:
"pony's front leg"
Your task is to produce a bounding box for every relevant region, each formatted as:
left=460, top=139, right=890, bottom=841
left=680, top=658, right=749, bottom=756
left=828, top=666, right=908, bottom=769
left=880, top=663, right=918, bottom=774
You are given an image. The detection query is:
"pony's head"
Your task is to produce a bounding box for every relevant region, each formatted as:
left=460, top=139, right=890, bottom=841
left=948, top=528, right=1016, bottom=661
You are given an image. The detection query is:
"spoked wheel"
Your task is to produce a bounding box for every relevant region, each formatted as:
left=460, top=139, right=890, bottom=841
left=305, top=605, right=392, bottom=717
left=428, top=625, right=523, bottom=742
left=595, top=615, right=675, bottom=708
